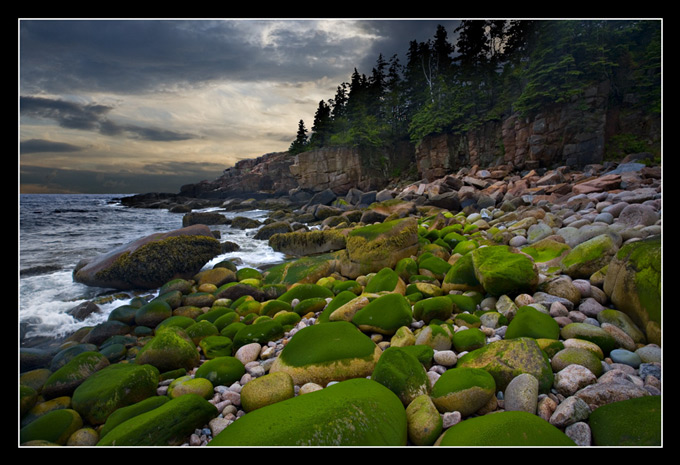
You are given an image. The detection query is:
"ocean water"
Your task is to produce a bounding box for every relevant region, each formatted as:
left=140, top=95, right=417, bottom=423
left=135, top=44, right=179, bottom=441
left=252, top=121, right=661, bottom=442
left=19, top=193, right=286, bottom=345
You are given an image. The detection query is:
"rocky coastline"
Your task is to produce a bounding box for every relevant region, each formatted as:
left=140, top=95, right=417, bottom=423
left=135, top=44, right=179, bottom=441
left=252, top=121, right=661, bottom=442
left=19, top=155, right=662, bottom=447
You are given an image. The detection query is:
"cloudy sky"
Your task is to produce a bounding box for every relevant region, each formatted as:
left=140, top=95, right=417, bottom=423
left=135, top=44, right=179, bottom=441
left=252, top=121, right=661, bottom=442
left=19, top=18, right=463, bottom=194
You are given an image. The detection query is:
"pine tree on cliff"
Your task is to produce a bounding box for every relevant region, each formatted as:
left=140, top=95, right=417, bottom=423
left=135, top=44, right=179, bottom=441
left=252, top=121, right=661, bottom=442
left=288, top=119, right=309, bottom=155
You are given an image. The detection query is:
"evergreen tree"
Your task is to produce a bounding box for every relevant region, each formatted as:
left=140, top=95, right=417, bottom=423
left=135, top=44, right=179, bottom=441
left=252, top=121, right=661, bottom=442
left=309, top=100, right=332, bottom=148
left=288, top=119, right=308, bottom=155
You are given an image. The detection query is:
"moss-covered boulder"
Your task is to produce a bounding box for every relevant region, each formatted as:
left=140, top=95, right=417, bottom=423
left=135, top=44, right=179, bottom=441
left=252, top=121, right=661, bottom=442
left=414, top=323, right=453, bottom=351
left=351, top=293, right=414, bottom=335
left=405, top=394, right=442, bottom=446
left=208, top=378, right=407, bottom=446
left=436, top=411, right=576, bottom=446
left=371, top=347, right=430, bottom=406
left=340, top=217, right=420, bottom=278
left=560, top=322, right=618, bottom=355
left=96, top=394, right=217, bottom=446
left=135, top=300, right=172, bottom=328
left=442, top=253, right=484, bottom=294
left=364, top=267, right=406, bottom=294
left=451, top=327, right=487, bottom=352
left=99, top=396, right=170, bottom=440
left=167, top=375, right=214, bottom=400
left=505, top=305, right=560, bottom=340
left=199, top=335, right=234, bottom=359
left=184, top=320, right=219, bottom=345
left=278, top=283, right=335, bottom=304
left=240, top=371, right=296, bottom=412
left=232, top=319, right=284, bottom=350
left=561, top=232, right=621, bottom=279
left=262, top=253, right=340, bottom=286
left=293, top=297, right=328, bottom=316
left=430, top=367, right=496, bottom=416
left=20, top=408, right=83, bottom=445
left=268, top=229, right=347, bottom=256
left=589, top=395, right=661, bottom=446
left=521, top=237, right=571, bottom=268
left=269, top=321, right=382, bottom=386
left=550, top=347, right=604, bottom=377
left=603, top=236, right=661, bottom=345
left=470, top=245, right=539, bottom=297
left=418, top=255, right=452, bottom=280
left=71, top=363, right=159, bottom=425
left=413, top=296, right=453, bottom=324
left=457, top=337, right=553, bottom=393
left=134, top=327, right=200, bottom=373
left=42, top=351, right=110, bottom=400
left=194, top=356, right=246, bottom=387
left=73, top=224, right=222, bottom=290
left=259, top=299, right=293, bottom=317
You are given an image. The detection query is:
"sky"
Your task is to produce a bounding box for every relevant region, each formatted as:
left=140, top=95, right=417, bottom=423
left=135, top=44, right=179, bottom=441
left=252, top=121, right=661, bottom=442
left=19, top=18, right=464, bottom=194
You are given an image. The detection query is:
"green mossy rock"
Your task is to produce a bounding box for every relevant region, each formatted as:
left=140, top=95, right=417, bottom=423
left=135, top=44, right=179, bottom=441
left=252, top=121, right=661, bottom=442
left=395, top=257, right=419, bottom=282
left=221, top=322, right=246, bottom=340
left=414, top=324, right=452, bottom=351
left=332, top=279, right=363, bottom=295
left=269, top=229, right=347, bottom=256
left=49, top=343, right=98, bottom=372
left=470, top=245, right=538, bottom=297
left=413, top=296, right=454, bottom=324
left=236, top=267, right=263, bottom=281
left=96, top=394, right=217, bottom=446
left=437, top=411, right=576, bottom=446
left=262, top=253, right=339, bottom=286
left=293, top=297, right=328, bottom=316
left=20, top=384, right=38, bottom=418
left=430, top=367, right=496, bottom=416
left=159, top=278, right=193, bottom=295
left=269, top=321, right=381, bottom=386
left=341, top=217, right=420, bottom=277
left=442, top=253, right=483, bottom=294
left=21, top=395, right=71, bottom=428
left=418, top=255, right=452, bottom=280
left=273, top=311, right=301, bottom=329
left=184, top=320, right=220, bottom=345
left=561, top=233, right=621, bottom=279
left=134, top=327, right=200, bottom=373
left=42, top=351, right=110, bottom=400
left=405, top=394, right=443, bottom=446
left=232, top=319, right=284, bottom=350
left=551, top=347, right=604, bottom=377
left=536, top=338, right=564, bottom=358
left=199, top=335, right=234, bottom=359
left=451, top=327, right=487, bottom=352
left=20, top=408, right=83, bottom=445
left=457, top=337, right=554, bottom=393
left=182, top=291, right=216, bottom=308
left=278, top=283, right=335, bottom=304
left=153, top=290, right=183, bottom=308
left=196, top=306, right=233, bottom=324
left=194, top=356, right=246, bottom=387
left=213, top=311, right=241, bottom=331
left=155, top=315, right=195, bottom=332
left=208, top=378, right=407, bottom=446
left=195, top=267, right=237, bottom=287
left=99, top=396, right=170, bottom=439
left=589, top=395, right=661, bottom=446
left=505, top=305, right=560, bottom=340
left=71, top=363, right=160, bottom=425
left=521, top=237, right=571, bottom=266
left=107, top=305, right=138, bottom=325
left=406, top=282, right=444, bottom=298
left=447, top=293, right=478, bottom=313
left=603, top=236, right=661, bottom=345
left=351, top=293, right=414, bottom=335
left=240, top=371, right=296, bottom=412
left=596, top=309, right=647, bottom=345
left=135, top=300, right=172, bottom=328
left=560, top=322, right=618, bottom=355
left=364, top=267, right=405, bottom=294
left=167, top=375, right=214, bottom=400
left=371, top=347, right=430, bottom=406
left=259, top=299, right=293, bottom=317
left=73, top=225, right=222, bottom=291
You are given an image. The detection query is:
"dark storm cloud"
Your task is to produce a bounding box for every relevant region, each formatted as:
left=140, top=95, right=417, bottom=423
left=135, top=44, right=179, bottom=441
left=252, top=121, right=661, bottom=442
left=20, top=95, right=196, bottom=141
left=19, top=19, right=462, bottom=96
left=21, top=139, right=84, bottom=154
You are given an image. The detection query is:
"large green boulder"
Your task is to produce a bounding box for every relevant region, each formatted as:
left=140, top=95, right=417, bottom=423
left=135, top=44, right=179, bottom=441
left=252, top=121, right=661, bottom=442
left=560, top=322, right=618, bottom=356
left=589, top=395, right=661, bottom=446
left=340, top=217, right=420, bottom=278
left=268, top=229, right=347, bottom=256
left=277, top=283, right=335, bottom=304
left=470, top=245, right=539, bottom=297
left=96, top=394, right=217, bottom=446
left=99, top=396, right=170, bottom=439
left=73, top=224, right=222, bottom=290
left=405, top=394, right=443, bottom=446
left=430, top=367, right=496, bottom=416
left=437, top=411, right=575, bottom=446
left=364, top=267, right=406, bottom=294
left=71, top=363, right=160, bottom=425
left=505, top=305, right=561, bottom=340
left=208, top=378, right=407, bottom=446
left=20, top=409, right=83, bottom=445
left=134, top=326, right=200, bottom=373
left=351, top=293, right=414, bottom=335
left=561, top=232, right=621, bottom=279
left=413, top=296, right=453, bottom=324
left=457, top=337, right=553, bottom=393
left=194, top=356, right=246, bottom=387
left=240, top=371, right=296, bottom=412
left=262, top=253, right=340, bottom=286
left=41, top=351, right=110, bottom=399
left=232, top=319, right=285, bottom=350
left=135, top=300, right=172, bottom=328
left=442, top=253, right=483, bottom=294
left=603, top=236, right=661, bottom=345
left=371, top=347, right=430, bottom=406
left=269, top=321, right=381, bottom=386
